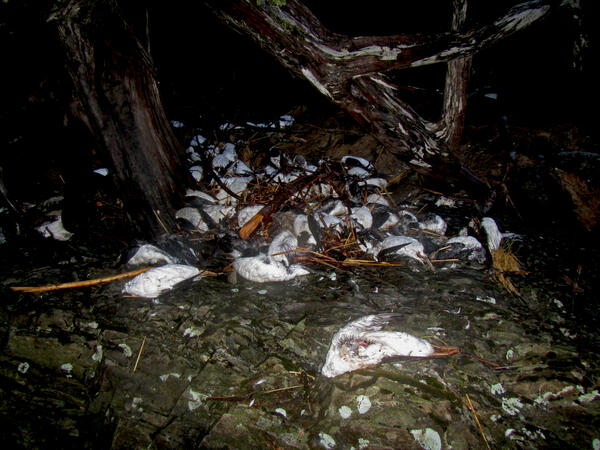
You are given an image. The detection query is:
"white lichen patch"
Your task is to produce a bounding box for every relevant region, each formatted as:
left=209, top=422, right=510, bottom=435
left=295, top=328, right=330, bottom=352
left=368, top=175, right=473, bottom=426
left=560, top=327, right=577, bottom=339
left=60, top=363, right=73, bottom=374
left=490, top=414, right=501, bottom=422
left=410, top=427, right=442, bottom=450
left=159, top=372, right=181, bottom=382
left=427, top=327, right=445, bottom=338
left=490, top=383, right=506, bottom=396
left=506, top=349, right=515, bottom=360
left=356, top=395, right=371, bottom=414
left=132, top=396, right=143, bottom=411
left=92, top=345, right=103, bottom=362
left=502, top=397, right=524, bottom=416
left=553, top=298, right=565, bottom=310
left=593, top=438, right=600, bottom=450
left=318, top=432, right=336, bottom=449
left=521, top=427, right=545, bottom=440
left=578, top=390, right=600, bottom=404
left=188, top=388, right=207, bottom=411
left=533, top=385, right=575, bottom=406
left=505, top=426, right=544, bottom=442
left=118, top=343, right=133, bottom=358
left=476, top=296, right=497, bottom=304
left=183, top=327, right=202, bottom=338
left=505, top=428, right=523, bottom=441
left=275, top=407, right=287, bottom=418
left=358, top=437, right=370, bottom=449
left=17, top=362, right=30, bottom=374
left=338, top=405, right=352, bottom=419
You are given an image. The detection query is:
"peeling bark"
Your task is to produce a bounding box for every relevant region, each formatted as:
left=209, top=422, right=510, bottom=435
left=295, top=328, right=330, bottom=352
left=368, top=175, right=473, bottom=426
left=52, top=0, right=190, bottom=238
left=433, top=0, right=472, bottom=150
left=204, top=0, right=553, bottom=191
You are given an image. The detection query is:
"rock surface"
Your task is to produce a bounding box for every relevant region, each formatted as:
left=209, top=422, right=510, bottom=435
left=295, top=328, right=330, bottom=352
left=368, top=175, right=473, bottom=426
left=1, top=213, right=599, bottom=448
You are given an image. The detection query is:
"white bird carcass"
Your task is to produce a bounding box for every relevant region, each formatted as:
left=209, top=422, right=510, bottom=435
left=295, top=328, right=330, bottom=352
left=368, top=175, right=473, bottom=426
left=321, top=314, right=458, bottom=378
left=123, top=264, right=200, bottom=298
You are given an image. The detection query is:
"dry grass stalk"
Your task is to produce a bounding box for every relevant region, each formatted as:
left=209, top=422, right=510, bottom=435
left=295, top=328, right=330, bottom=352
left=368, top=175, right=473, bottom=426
left=491, top=244, right=523, bottom=296
left=466, top=393, right=492, bottom=450
left=491, top=246, right=521, bottom=274
left=133, top=336, right=147, bottom=373
left=153, top=209, right=170, bottom=234
left=206, top=384, right=304, bottom=402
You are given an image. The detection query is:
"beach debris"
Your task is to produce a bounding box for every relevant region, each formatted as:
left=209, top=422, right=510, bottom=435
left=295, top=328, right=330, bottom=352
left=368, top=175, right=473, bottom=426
left=12, top=267, right=153, bottom=293
left=321, top=314, right=458, bottom=377
left=233, top=254, right=309, bottom=283
left=127, top=244, right=177, bottom=266
left=371, top=236, right=426, bottom=263
left=122, top=264, right=201, bottom=298
left=437, top=236, right=486, bottom=264
left=481, top=217, right=502, bottom=251
left=36, top=211, right=73, bottom=241
left=231, top=230, right=310, bottom=282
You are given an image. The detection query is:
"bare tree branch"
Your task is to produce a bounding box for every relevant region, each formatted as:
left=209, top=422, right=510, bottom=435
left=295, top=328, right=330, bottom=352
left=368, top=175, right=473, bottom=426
left=207, top=0, right=552, bottom=94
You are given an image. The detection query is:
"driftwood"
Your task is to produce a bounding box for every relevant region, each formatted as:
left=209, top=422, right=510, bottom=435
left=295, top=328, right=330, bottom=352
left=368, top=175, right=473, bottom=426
left=204, top=0, right=554, bottom=193
left=49, top=0, right=556, bottom=238
left=11, top=267, right=153, bottom=293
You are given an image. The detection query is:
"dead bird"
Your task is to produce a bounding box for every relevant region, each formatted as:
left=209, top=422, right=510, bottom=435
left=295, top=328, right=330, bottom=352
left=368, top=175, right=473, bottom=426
left=322, top=314, right=458, bottom=378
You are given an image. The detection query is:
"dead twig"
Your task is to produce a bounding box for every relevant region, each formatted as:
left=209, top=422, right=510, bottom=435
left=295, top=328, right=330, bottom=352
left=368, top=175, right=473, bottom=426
left=430, top=258, right=460, bottom=263
left=11, top=267, right=153, bottom=293
left=410, top=227, right=444, bottom=237
left=133, top=336, right=147, bottom=373
left=206, top=384, right=304, bottom=402
left=466, top=393, right=491, bottom=450
left=153, top=209, right=170, bottom=234
left=461, top=352, right=501, bottom=368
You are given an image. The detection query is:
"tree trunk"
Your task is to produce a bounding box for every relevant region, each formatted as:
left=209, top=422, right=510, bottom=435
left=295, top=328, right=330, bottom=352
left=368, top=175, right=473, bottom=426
left=52, top=0, right=191, bottom=239
left=435, top=0, right=472, bottom=150
left=204, top=0, right=553, bottom=194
